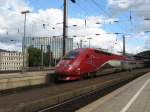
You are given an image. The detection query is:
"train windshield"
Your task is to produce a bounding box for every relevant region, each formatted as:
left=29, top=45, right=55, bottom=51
left=63, top=51, right=79, bottom=60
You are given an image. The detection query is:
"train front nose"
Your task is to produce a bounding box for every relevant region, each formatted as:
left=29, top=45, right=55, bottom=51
left=55, top=60, right=74, bottom=74
left=55, top=50, right=81, bottom=80
left=56, top=62, right=82, bottom=80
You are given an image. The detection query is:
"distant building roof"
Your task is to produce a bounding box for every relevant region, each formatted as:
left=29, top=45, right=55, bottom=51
left=0, top=49, right=8, bottom=52
left=135, top=50, right=150, bottom=59
left=0, top=49, right=21, bottom=53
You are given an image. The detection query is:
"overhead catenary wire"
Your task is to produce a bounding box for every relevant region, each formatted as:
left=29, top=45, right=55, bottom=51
left=91, top=0, right=127, bottom=34
left=90, top=0, right=144, bottom=54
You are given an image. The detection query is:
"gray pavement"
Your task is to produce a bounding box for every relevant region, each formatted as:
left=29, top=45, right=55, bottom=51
left=76, top=72, right=150, bottom=112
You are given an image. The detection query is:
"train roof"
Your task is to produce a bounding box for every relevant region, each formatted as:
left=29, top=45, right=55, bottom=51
left=74, top=48, right=118, bottom=56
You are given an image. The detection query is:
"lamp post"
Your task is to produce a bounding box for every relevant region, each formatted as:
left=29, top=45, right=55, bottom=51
left=21, top=10, right=30, bottom=71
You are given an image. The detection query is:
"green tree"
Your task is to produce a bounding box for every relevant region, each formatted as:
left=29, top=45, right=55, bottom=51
left=28, top=46, right=54, bottom=67
left=28, top=46, right=42, bottom=67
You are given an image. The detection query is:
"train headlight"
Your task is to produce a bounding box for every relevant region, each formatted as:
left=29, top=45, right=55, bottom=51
left=77, top=68, right=80, bottom=71
left=76, top=68, right=80, bottom=74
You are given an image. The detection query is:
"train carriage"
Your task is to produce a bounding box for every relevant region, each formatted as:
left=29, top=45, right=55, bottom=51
left=55, top=48, right=144, bottom=81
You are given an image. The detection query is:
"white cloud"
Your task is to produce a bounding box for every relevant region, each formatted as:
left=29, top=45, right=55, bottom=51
left=1, top=0, right=146, bottom=54
left=0, top=0, right=31, bottom=40
left=67, top=17, right=123, bottom=53
left=107, top=0, right=150, bottom=29
left=0, top=0, right=31, bottom=12
left=107, top=0, right=150, bottom=53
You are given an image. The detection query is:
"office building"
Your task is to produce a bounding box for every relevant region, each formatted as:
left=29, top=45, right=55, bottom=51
left=0, top=50, right=23, bottom=70
left=25, top=37, right=73, bottom=59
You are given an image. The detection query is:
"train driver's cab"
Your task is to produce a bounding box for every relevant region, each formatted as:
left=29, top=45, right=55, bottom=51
left=63, top=50, right=80, bottom=60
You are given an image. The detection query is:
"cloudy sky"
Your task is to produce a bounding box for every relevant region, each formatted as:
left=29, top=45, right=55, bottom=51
left=0, top=0, right=150, bottom=54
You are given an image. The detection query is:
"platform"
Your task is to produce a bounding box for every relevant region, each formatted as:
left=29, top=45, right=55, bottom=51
left=0, top=70, right=54, bottom=91
left=76, top=71, right=150, bottom=112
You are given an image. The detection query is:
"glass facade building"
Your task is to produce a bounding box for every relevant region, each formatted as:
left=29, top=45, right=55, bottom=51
left=25, top=37, right=73, bottom=59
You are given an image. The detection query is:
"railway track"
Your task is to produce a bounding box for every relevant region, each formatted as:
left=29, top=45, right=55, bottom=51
left=0, top=68, right=149, bottom=112
left=37, top=69, right=150, bottom=112
left=38, top=77, right=135, bottom=112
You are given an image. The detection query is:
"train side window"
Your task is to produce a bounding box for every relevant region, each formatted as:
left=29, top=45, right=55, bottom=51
left=63, top=51, right=79, bottom=60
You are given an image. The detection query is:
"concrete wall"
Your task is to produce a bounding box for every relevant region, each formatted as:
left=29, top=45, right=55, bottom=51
left=0, top=70, right=54, bottom=91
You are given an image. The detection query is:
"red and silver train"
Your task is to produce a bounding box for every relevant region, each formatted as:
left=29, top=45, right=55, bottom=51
left=55, top=48, right=144, bottom=81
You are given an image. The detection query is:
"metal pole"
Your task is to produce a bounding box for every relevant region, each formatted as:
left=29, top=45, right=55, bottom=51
left=63, top=0, right=68, bottom=56
left=22, top=13, right=26, bottom=70
left=41, top=45, right=43, bottom=67
left=54, top=38, right=57, bottom=66
left=47, top=45, right=51, bottom=67
left=89, top=39, right=90, bottom=48
left=49, top=45, right=51, bottom=67
left=77, top=42, right=79, bottom=48
left=80, top=40, right=82, bottom=48
left=123, top=35, right=126, bottom=55
left=21, top=10, right=30, bottom=71
left=87, top=37, right=92, bottom=48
